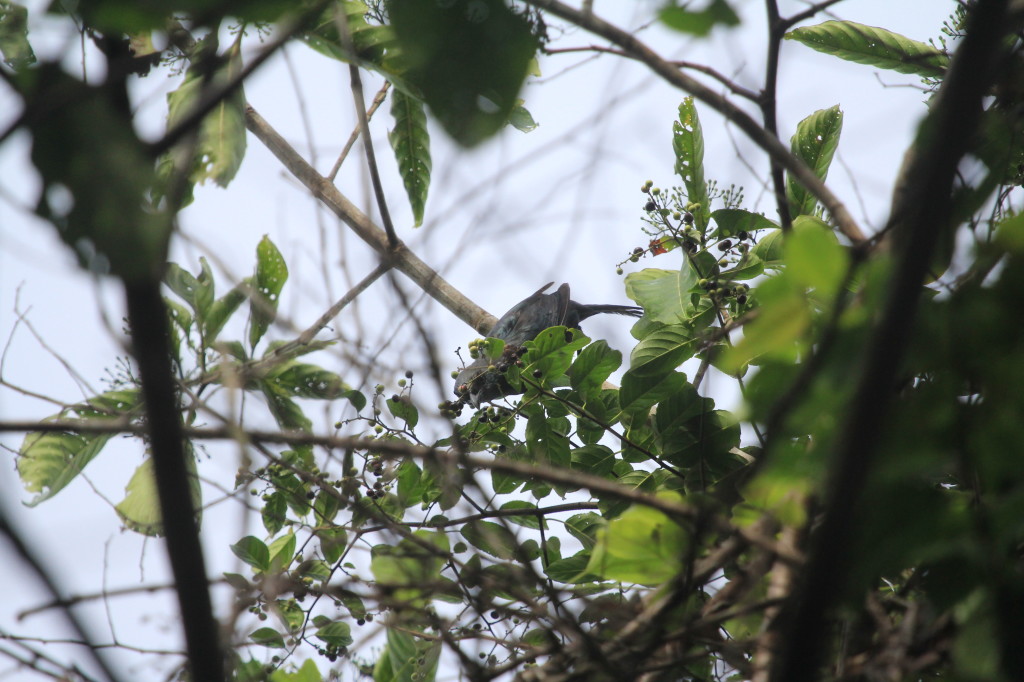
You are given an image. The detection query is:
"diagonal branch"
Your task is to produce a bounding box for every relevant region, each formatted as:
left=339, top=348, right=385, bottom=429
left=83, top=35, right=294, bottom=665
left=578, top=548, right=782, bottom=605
left=524, top=0, right=866, bottom=244
left=244, top=106, right=497, bottom=335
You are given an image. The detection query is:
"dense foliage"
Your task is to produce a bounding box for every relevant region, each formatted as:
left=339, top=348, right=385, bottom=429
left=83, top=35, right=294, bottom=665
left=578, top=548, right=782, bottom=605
left=3, top=1, right=1024, bottom=681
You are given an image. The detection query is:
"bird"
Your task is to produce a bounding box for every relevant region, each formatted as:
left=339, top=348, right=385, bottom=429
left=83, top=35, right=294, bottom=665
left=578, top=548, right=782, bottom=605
left=453, top=282, right=642, bottom=407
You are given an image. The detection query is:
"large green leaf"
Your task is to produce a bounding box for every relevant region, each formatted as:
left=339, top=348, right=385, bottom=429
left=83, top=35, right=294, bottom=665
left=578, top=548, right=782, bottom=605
left=460, top=520, right=518, bottom=560
left=231, top=536, right=270, bottom=571
left=711, top=208, right=778, bottom=239
left=386, top=0, right=539, bottom=146
left=787, top=106, right=843, bottom=218
left=0, top=1, right=35, bottom=68
left=249, top=235, right=288, bottom=351
left=785, top=21, right=949, bottom=78
left=115, top=449, right=202, bottom=536
left=672, top=98, right=711, bottom=229
left=375, top=626, right=441, bottom=682
left=784, top=216, right=849, bottom=299
left=586, top=495, right=688, bottom=585
left=301, top=1, right=410, bottom=90
left=154, top=41, right=247, bottom=207
left=18, top=389, right=141, bottom=506
left=389, top=89, right=431, bottom=226
left=625, top=262, right=700, bottom=327
left=568, top=341, right=622, bottom=394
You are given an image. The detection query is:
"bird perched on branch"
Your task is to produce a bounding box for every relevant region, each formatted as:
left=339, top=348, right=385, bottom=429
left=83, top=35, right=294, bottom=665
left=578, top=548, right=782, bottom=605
left=453, top=282, right=642, bottom=407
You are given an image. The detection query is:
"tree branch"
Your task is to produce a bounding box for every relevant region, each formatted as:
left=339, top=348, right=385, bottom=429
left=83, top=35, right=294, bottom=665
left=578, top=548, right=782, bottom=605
left=525, top=0, right=866, bottom=243
left=243, top=106, right=497, bottom=335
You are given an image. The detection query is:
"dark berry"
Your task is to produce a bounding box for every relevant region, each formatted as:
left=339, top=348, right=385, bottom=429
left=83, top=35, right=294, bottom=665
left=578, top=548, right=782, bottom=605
left=718, top=240, right=732, bottom=251
left=737, top=294, right=748, bottom=305
left=683, top=212, right=694, bottom=224
left=737, top=230, right=749, bottom=241
left=632, top=247, right=644, bottom=255
left=532, top=369, right=542, bottom=378
left=405, top=370, right=413, bottom=378
left=644, top=201, right=656, bottom=211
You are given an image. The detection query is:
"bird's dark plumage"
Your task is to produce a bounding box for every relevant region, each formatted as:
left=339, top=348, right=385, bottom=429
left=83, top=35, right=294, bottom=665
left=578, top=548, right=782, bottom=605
left=454, top=283, right=642, bottom=406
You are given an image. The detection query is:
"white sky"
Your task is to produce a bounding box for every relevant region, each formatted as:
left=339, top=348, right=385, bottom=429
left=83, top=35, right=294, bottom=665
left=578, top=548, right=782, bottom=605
left=0, top=1, right=958, bottom=679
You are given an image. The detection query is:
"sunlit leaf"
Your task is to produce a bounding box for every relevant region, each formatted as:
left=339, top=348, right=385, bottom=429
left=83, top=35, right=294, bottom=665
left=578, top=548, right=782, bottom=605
left=249, top=236, right=288, bottom=350
left=785, top=21, right=949, bottom=78
left=673, top=98, right=711, bottom=229
left=389, top=89, right=431, bottom=226
left=787, top=106, right=843, bottom=218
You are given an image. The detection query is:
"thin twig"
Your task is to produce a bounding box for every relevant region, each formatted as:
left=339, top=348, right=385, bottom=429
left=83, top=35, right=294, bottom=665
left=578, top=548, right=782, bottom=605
left=328, top=81, right=391, bottom=181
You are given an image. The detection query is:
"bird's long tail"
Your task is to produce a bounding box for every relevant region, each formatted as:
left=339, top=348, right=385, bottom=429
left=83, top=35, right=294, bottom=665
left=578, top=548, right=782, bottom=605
left=575, top=304, right=643, bottom=320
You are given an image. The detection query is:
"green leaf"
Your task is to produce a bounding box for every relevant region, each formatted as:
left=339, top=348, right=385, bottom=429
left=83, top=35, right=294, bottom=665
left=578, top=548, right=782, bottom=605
left=389, top=89, right=431, bottom=226
left=571, top=444, right=616, bottom=479
left=165, top=261, right=214, bottom=317
left=568, top=341, right=622, bottom=394
left=672, top=98, right=711, bottom=229
left=751, top=229, right=785, bottom=267
left=499, top=501, right=545, bottom=530
left=787, top=106, right=843, bottom=218
left=620, top=371, right=688, bottom=421
left=659, top=0, right=740, bottom=37
left=785, top=216, right=849, bottom=299
left=387, top=0, right=539, bottom=147
left=720, top=277, right=811, bottom=373
left=315, top=621, right=353, bottom=648
left=269, top=659, right=322, bottom=682
left=586, top=495, right=688, bottom=585
left=711, top=208, right=778, bottom=239
left=153, top=41, right=247, bottom=207
left=17, top=390, right=141, bottom=505
left=371, top=532, right=449, bottom=605
left=300, top=2, right=408, bottom=89
left=386, top=395, right=419, bottom=428
left=629, top=325, right=696, bottom=373
left=376, top=627, right=441, bottom=682
left=544, top=554, right=599, bottom=583
left=270, top=362, right=354, bottom=400
left=249, top=235, right=288, bottom=351
left=460, top=520, right=518, bottom=560
left=564, top=513, right=603, bottom=548
left=277, top=598, right=305, bottom=632
left=204, top=278, right=248, bottom=342
left=508, top=101, right=539, bottom=132
left=317, top=527, right=349, bottom=565
left=18, top=430, right=113, bottom=506
left=625, top=263, right=700, bottom=327
left=0, top=1, right=35, bottom=69
left=268, top=531, right=297, bottom=573
left=231, top=536, right=270, bottom=571
left=249, top=627, right=286, bottom=649
left=115, top=452, right=202, bottom=537
left=259, top=380, right=312, bottom=432
left=785, top=21, right=949, bottom=78
left=262, top=491, right=287, bottom=535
